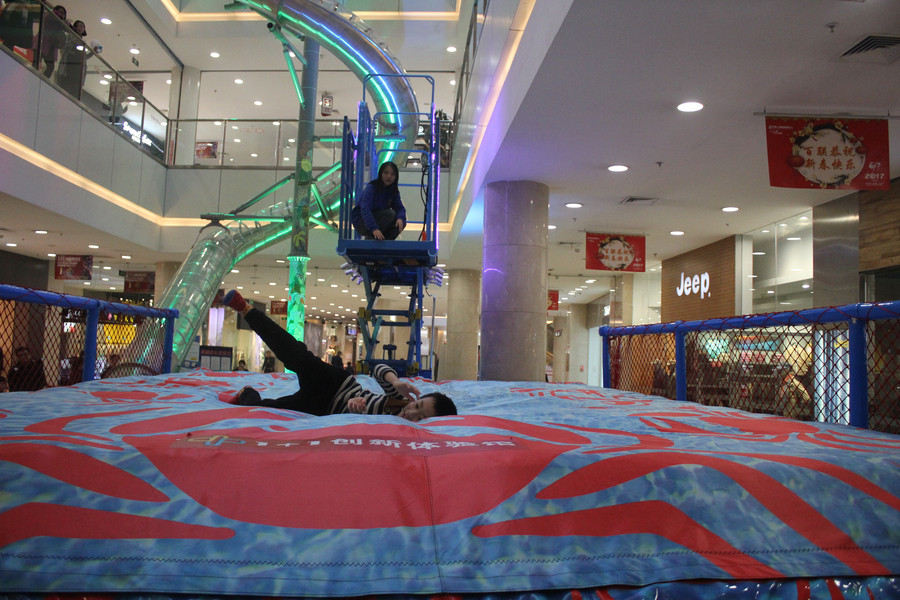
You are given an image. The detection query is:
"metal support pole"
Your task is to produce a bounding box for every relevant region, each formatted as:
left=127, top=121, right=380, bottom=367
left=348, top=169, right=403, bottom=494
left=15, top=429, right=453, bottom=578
left=162, top=315, right=175, bottom=374
left=600, top=330, right=611, bottom=388
left=83, top=305, right=100, bottom=381
left=848, top=317, right=869, bottom=428
left=675, top=330, right=687, bottom=402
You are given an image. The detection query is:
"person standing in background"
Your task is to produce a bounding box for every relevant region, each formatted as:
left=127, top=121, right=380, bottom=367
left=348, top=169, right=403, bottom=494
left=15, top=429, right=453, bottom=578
left=9, top=347, right=47, bottom=391
left=262, top=350, right=276, bottom=373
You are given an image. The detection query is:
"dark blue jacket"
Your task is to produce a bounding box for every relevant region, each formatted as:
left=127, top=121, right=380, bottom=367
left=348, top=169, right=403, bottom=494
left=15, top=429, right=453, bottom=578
left=351, top=182, right=406, bottom=233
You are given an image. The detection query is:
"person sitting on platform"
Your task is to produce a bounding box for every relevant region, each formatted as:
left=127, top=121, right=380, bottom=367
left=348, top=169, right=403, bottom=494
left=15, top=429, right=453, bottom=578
left=351, top=160, right=407, bottom=240
left=221, top=290, right=456, bottom=422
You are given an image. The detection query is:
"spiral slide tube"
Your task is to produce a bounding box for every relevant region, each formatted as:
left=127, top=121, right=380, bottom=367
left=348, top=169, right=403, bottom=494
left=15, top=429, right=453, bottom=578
left=152, top=0, right=419, bottom=370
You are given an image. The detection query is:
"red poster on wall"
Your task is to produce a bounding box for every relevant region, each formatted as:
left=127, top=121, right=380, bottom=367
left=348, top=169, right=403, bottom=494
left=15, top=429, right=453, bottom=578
left=271, top=301, right=288, bottom=315
left=585, top=233, right=645, bottom=272
left=124, top=271, right=155, bottom=294
left=54, top=255, right=93, bottom=280
left=765, top=117, right=890, bottom=190
left=547, top=290, right=559, bottom=312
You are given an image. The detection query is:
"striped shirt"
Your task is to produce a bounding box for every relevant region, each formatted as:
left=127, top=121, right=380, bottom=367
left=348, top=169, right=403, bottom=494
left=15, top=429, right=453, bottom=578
left=328, top=364, right=407, bottom=415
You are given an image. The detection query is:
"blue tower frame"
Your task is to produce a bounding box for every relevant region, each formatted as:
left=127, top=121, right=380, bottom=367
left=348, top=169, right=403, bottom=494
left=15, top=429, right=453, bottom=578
left=337, top=74, right=442, bottom=377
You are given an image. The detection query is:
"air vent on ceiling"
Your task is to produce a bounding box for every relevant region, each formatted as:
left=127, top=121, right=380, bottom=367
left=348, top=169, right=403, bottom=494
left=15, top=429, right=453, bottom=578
left=839, top=34, right=900, bottom=64
left=619, top=196, right=657, bottom=206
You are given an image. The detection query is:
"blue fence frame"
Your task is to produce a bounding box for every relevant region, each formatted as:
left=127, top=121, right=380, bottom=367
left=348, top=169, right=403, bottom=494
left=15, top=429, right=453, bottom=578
left=0, top=284, right=178, bottom=381
left=599, top=301, right=900, bottom=429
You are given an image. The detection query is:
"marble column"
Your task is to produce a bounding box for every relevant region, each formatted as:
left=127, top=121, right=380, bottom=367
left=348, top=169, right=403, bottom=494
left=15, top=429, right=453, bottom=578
left=566, top=303, right=589, bottom=383
left=441, top=269, right=481, bottom=380
left=172, top=66, right=201, bottom=166
left=480, top=181, right=548, bottom=381
left=154, top=261, right=181, bottom=306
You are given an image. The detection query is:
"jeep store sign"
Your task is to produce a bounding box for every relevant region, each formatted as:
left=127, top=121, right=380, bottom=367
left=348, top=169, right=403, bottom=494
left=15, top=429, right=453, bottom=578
left=661, top=237, right=737, bottom=322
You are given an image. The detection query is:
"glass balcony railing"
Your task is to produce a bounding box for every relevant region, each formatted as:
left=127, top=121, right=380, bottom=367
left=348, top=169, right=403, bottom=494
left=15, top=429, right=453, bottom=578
left=1, top=3, right=452, bottom=171
left=0, top=2, right=168, bottom=162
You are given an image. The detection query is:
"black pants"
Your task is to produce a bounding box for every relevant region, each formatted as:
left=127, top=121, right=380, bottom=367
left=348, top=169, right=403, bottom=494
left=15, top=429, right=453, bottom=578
left=353, top=208, right=400, bottom=240
left=244, top=308, right=352, bottom=415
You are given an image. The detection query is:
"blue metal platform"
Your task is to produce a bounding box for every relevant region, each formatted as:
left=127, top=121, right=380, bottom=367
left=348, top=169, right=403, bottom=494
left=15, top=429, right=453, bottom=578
left=336, top=75, right=442, bottom=378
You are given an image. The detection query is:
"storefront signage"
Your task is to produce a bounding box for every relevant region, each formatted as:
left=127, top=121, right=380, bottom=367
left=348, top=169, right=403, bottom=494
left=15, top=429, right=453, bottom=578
left=675, top=271, right=711, bottom=300
left=765, top=116, right=890, bottom=190
left=585, top=233, right=645, bottom=272
left=62, top=308, right=144, bottom=325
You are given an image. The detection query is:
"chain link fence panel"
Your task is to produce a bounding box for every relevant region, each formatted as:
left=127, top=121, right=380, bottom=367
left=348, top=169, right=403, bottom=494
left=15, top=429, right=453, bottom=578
left=0, top=284, right=177, bottom=391
left=601, top=302, right=900, bottom=435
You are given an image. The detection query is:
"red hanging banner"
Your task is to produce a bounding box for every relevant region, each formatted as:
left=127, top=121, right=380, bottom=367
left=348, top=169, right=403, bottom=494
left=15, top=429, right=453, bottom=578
left=547, top=290, right=559, bottom=312
left=54, top=255, right=93, bottom=280
left=585, top=233, right=646, bottom=272
left=765, top=116, right=889, bottom=190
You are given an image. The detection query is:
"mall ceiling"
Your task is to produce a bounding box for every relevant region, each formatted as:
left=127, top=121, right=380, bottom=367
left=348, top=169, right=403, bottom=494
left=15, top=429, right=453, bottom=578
left=1, top=0, right=898, bottom=324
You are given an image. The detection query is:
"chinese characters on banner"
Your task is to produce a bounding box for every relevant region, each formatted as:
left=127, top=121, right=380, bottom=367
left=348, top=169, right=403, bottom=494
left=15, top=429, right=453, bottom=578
left=765, top=117, right=890, bottom=190
left=123, top=271, right=155, bottom=294
left=585, top=233, right=645, bottom=272
left=270, top=301, right=288, bottom=315
left=547, top=290, right=559, bottom=312
left=54, top=255, right=93, bottom=280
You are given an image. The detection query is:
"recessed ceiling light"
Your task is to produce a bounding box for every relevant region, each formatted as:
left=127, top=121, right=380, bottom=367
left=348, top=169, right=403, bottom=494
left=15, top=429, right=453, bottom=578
left=47, top=253, right=56, bottom=257
left=121, top=254, right=132, bottom=260
left=752, top=251, right=765, bottom=256
left=253, top=100, right=262, bottom=106
left=250, top=153, right=258, bottom=158
left=99, top=80, right=109, bottom=86
left=233, top=138, right=241, bottom=143
left=100, top=17, right=112, bottom=25
left=234, top=78, right=243, bottom=85
left=210, top=51, right=220, bottom=58
left=272, top=121, right=280, bottom=126
left=721, top=206, right=739, bottom=212
left=103, top=74, right=113, bottom=79
left=129, top=47, right=140, bottom=55
left=802, top=284, right=811, bottom=289
left=88, top=244, right=99, bottom=249
left=670, top=231, right=684, bottom=236
left=34, top=229, right=47, bottom=234
left=677, top=101, right=703, bottom=112
left=565, top=202, right=583, bottom=208
left=103, top=266, right=111, bottom=270
left=450, top=79, right=456, bottom=86
left=786, top=237, right=802, bottom=241
left=166, top=79, right=171, bottom=85
left=547, top=224, right=557, bottom=230
left=5, top=242, right=17, bottom=247
left=447, top=46, right=457, bottom=52
left=608, top=165, right=628, bottom=172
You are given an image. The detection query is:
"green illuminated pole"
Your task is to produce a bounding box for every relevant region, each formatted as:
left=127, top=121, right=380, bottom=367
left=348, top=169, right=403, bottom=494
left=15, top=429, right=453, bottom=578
left=286, top=38, right=320, bottom=341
